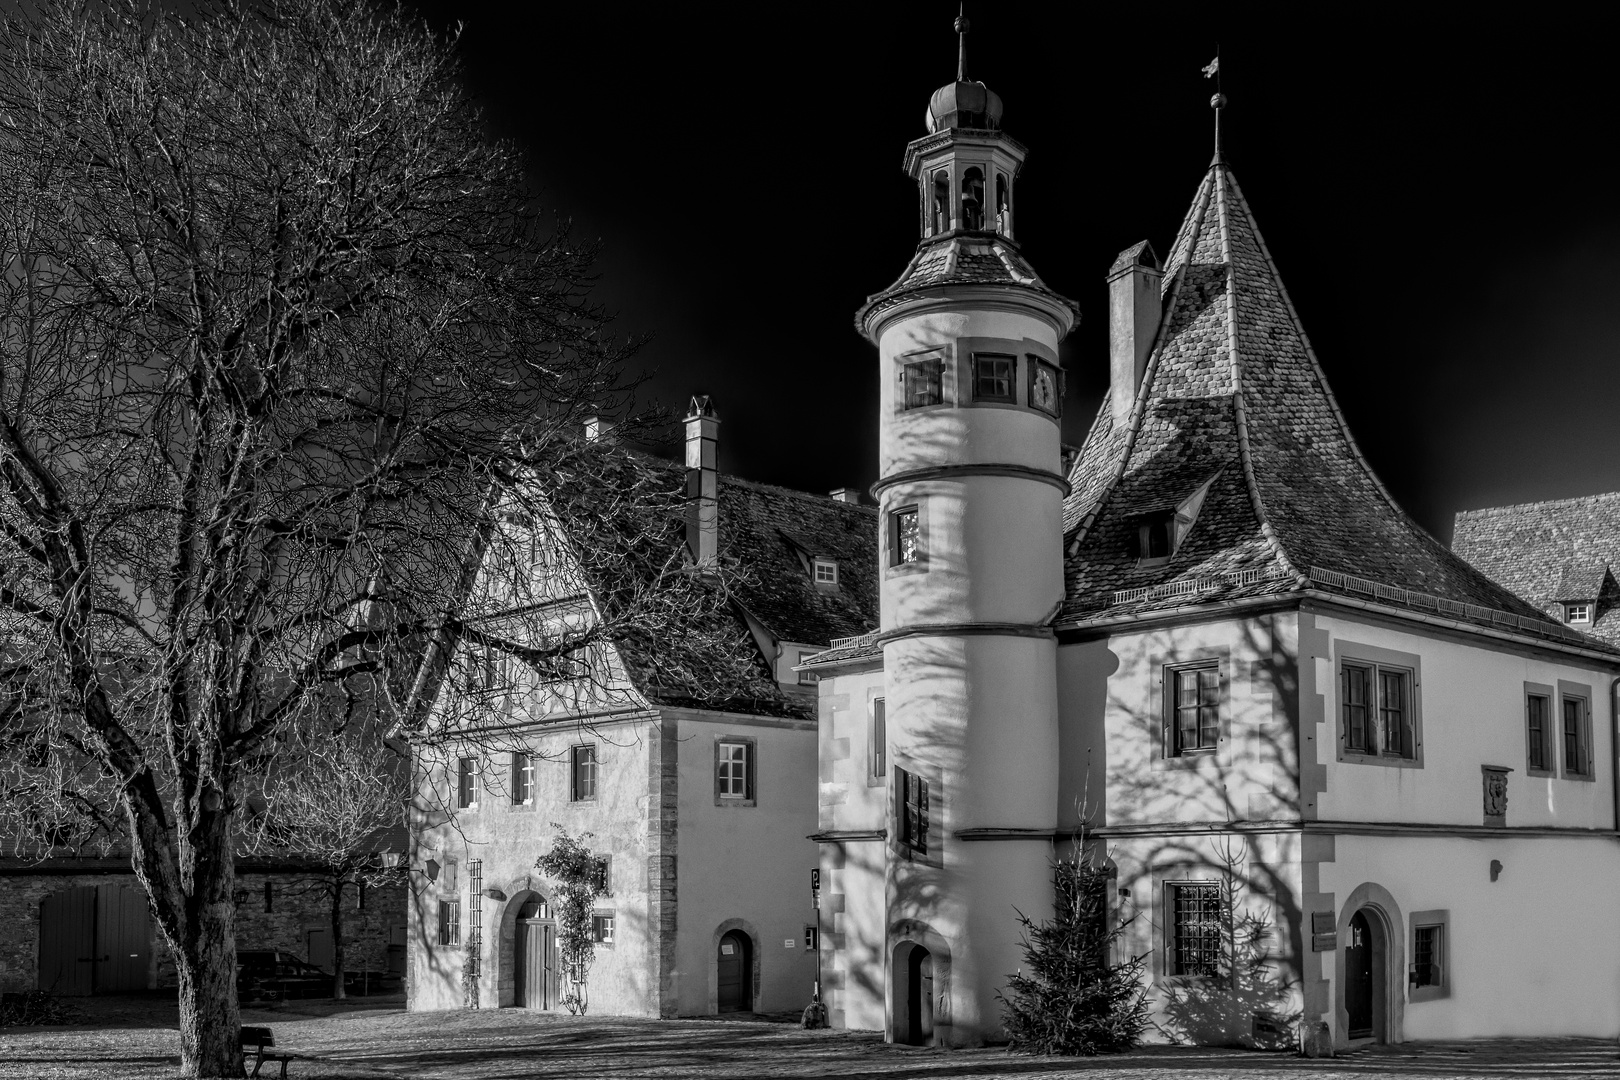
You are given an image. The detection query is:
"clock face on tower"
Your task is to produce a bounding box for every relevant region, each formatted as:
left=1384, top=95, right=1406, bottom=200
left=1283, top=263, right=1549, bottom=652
left=1029, top=360, right=1060, bottom=417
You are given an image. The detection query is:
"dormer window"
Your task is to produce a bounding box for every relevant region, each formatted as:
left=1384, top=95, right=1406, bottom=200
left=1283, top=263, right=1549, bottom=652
left=931, top=170, right=950, bottom=235
left=1137, top=513, right=1174, bottom=563
left=961, top=167, right=985, bottom=231
left=812, top=558, right=838, bottom=585
left=1566, top=603, right=1592, bottom=624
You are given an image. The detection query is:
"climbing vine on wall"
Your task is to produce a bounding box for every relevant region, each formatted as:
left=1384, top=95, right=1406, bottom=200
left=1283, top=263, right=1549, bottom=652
left=535, top=828, right=610, bottom=1015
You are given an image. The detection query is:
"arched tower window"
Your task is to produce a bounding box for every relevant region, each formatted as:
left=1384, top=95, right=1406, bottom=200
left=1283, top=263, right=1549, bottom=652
left=995, top=173, right=1011, bottom=235
left=962, top=168, right=985, bottom=231
left=931, top=170, right=950, bottom=236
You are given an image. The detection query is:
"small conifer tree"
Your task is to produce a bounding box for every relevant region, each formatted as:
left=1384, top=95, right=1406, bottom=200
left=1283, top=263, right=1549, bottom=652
left=999, top=847, right=1150, bottom=1055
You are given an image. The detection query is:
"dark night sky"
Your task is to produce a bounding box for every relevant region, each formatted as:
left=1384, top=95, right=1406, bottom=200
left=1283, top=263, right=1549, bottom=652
left=400, top=2, right=1620, bottom=542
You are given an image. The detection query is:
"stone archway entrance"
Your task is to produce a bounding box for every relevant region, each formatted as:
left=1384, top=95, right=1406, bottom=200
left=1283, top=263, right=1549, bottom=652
left=717, top=930, right=752, bottom=1012
left=512, top=895, right=559, bottom=1011
left=1345, top=910, right=1375, bottom=1039
left=905, top=946, right=934, bottom=1045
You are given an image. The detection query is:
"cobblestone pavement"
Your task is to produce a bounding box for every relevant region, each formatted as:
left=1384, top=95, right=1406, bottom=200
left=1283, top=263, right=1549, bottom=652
left=1, top=1000, right=1617, bottom=1079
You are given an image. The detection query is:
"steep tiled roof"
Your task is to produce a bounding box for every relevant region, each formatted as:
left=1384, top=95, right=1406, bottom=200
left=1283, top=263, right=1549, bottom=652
left=855, top=233, right=1078, bottom=333
left=1453, top=493, right=1620, bottom=645
left=578, top=454, right=877, bottom=720
left=1061, top=160, right=1560, bottom=637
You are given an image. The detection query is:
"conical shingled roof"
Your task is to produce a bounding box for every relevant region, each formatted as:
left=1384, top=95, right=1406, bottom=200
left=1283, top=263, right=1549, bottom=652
left=1061, top=160, right=1554, bottom=628
left=856, top=233, right=1077, bottom=336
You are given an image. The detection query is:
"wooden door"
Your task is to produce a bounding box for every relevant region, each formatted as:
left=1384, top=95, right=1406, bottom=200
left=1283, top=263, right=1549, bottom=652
left=717, top=930, right=750, bottom=1012
left=306, top=926, right=334, bottom=973
left=1346, top=910, right=1373, bottom=1038
left=542, top=924, right=559, bottom=1010
left=37, top=887, right=96, bottom=996
left=94, top=885, right=150, bottom=993
left=906, top=947, right=933, bottom=1045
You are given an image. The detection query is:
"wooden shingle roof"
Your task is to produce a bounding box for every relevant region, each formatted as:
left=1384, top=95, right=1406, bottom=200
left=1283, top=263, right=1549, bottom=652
left=1061, top=159, right=1561, bottom=635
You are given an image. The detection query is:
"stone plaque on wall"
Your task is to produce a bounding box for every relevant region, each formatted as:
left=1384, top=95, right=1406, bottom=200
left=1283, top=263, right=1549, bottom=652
left=1481, top=764, right=1512, bottom=827
left=1310, top=910, right=1336, bottom=952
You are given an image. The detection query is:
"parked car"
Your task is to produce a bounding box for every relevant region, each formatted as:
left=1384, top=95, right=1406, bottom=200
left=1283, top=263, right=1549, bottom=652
left=237, top=950, right=338, bottom=1000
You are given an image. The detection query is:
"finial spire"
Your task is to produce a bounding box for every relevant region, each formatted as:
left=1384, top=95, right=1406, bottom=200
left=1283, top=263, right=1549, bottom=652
left=1202, top=49, right=1225, bottom=163
left=955, top=4, right=969, bottom=82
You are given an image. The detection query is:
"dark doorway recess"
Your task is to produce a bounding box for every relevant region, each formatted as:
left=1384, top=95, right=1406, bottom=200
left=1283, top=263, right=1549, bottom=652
left=905, top=946, right=934, bottom=1046
left=717, top=930, right=751, bottom=1012
left=1346, top=910, right=1374, bottom=1039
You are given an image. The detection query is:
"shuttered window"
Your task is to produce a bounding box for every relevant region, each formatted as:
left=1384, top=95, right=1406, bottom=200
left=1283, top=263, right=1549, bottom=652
left=1343, top=663, right=1372, bottom=753
left=897, top=767, right=929, bottom=854
left=901, top=359, right=944, bottom=409
left=1526, top=694, right=1551, bottom=772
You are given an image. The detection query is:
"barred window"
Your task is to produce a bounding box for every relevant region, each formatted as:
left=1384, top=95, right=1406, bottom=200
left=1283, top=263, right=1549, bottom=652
left=1168, top=663, right=1220, bottom=755
left=438, top=899, right=461, bottom=947
left=1412, top=924, right=1442, bottom=988
left=1168, top=882, right=1223, bottom=977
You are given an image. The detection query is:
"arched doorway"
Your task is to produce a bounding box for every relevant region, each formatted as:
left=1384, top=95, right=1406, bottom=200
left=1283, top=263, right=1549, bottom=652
left=1344, top=906, right=1392, bottom=1043
left=512, top=896, right=559, bottom=1010
left=905, top=946, right=934, bottom=1046
left=717, top=930, right=752, bottom=1012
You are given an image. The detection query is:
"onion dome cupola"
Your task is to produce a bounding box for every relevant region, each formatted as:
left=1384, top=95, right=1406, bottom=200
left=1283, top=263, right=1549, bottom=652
left=857, top=8, right=1075, bottom=341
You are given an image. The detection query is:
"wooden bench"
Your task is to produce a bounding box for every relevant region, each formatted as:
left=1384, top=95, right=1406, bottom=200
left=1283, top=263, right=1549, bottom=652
left=240, top=1026, right=293, bottom=1079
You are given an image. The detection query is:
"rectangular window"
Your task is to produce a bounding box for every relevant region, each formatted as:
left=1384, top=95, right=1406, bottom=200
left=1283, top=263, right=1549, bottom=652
left=1167, top=662, right=1220, bottom=755
left=1340, top=658, right=1417, bottom=761
left=812, top=558, right=838, bottom=584
left=356, top=882, right=367, bottom=911
left=798, top=649, right=821, bottom=685
left=1566, top=603, right=1591, bottom=624
left=1563, top=696, right=1590, bottom=777
left=871, top=698, right=887, bottom=779
left=592, top=914, right=615, bottom=945
left=971, top=353, right=1016, bottom=403
left=890, top=507, right=920, bottom=566
left=512, top=752, right=534, bottom=806
left=897, top=767, right=929, bottom=854
left=717, top=740, right=754, bottom=800
left=1526, top=692, right=1552, bottom=774
left=1168, top=882, right=1223, bottom=977
left=901, top=358, right=944, bottom=409
left=1408, top=908, right=1450, bottom=1001
left=1136, top=513, right=1174, bottom=562
left=570, top=745, right=597, bottom=802
left=438, top=899, right=461, bottom=947
left=456, top=757, right=478, bottom=809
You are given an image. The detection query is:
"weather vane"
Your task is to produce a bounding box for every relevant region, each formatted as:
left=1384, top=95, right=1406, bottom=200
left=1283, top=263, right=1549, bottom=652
left=1204, top=48, right=1226, bottom=160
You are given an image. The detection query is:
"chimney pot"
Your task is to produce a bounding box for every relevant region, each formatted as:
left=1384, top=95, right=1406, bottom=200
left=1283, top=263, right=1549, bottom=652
left=1107, top=241, right=1163, bottom=425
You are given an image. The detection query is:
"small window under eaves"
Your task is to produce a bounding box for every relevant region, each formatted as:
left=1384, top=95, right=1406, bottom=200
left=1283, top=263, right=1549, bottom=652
left=1133, top=470, right=1221, bottom=567
left=812, top=558, right=838, bottom=586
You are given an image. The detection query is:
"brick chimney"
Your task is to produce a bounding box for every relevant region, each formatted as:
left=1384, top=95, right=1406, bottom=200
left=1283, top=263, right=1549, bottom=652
left=1107, top=240, right=1162, bottom=425
left=684, top=396, right=719, bottom=566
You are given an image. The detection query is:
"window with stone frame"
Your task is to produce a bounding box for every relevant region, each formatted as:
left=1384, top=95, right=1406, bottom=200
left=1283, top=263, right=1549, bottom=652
left=1167, top=882, right=1223, bottom=977
left=456, top=756, right=478, bottom=809
left=812, top=557, right=838, bottom=585
left=592, top=913, right=615, bottom=946
left=901, top=358, right=944, bottom=410
left=716, top=739, right=755, bottom=803
left=871, top=697, right=887, bottom=780
left=570, top=744, right=597, bottom=802
left=1165, top=661, right=1220, bottom=756
left=1525, top=690, right=1554, bottom=776
left=971, top=353, right=1016, bottom=403
left=1340, top=659, right=1417, bottom=761
left=512, top=752, right=535, bottom=806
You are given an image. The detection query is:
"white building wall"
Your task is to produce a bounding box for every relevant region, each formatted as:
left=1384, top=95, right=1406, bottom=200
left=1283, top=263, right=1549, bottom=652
left=671, top=711, right=819, bottom=1016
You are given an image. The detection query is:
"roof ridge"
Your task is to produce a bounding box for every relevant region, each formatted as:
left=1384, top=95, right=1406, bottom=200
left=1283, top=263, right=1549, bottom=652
left=1065, top=169, right=1215, bottom=555
left=1456, top=490, right=1620, bottom=519
left=721, top=472, right=879, bottom=514
left=1216, top=164, right=1304, bottom=585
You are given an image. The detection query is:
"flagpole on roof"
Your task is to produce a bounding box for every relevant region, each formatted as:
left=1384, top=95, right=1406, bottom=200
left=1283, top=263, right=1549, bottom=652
left=1204, top=48, right=1226, bottom=163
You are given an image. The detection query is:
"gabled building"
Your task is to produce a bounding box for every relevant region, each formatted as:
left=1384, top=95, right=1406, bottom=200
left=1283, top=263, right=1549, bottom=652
left=807, top=19, right=1620, bottom=1051
left=1453, top=493, right=1620, bottom=643
left=406, top=407, right=877, bottom=1017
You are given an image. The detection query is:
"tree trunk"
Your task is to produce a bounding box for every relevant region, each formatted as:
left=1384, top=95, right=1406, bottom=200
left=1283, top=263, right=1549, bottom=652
left=163, top=835, right=242, bottom=1077
left=330, top=877, right=347, bottom=1000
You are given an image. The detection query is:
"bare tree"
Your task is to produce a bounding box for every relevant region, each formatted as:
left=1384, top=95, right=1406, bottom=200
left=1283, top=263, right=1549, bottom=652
left=0, top=1, right=738, bottom=1074
left=244, top=714, right=409, bottom=1000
